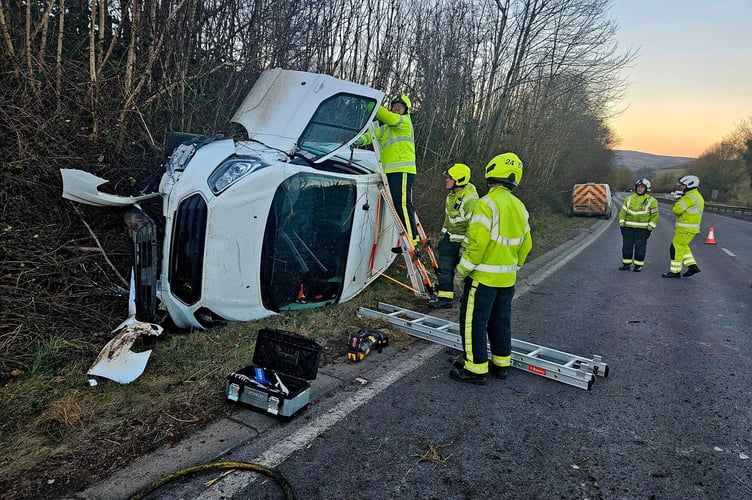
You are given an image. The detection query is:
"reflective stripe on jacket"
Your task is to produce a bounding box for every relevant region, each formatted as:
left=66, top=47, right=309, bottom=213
left=360, top=105, right=416, bottom=174
left=442, top=183, right=479, bottom=243
left=457, top=185, right=532, bottom=287
left=673, top=189, right=704, bottom=233
left=618, top=193, right=660, bottom=229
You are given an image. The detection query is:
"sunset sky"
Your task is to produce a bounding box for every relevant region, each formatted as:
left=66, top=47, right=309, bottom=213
left=608, top=0, right=752, bottom=158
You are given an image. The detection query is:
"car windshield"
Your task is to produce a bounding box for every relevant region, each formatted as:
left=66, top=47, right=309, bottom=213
left=260, top=173, right=356, bottom=312
left=299, top=93, right=376, bottom=159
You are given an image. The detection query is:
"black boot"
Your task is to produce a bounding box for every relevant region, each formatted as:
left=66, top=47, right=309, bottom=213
left=449, top=368, right=486, bottom=385
left=683, top=265, right=701, bottom=277
left=428, top=297, right=453, bottom=309
left=490, top=365, right=508, bottom=379
left=451, top=356, right=465, bottom=369
left=619, top=264, right=631, bottom=271
left=632, top=265, right=642, bottom=272
left=662, top=271, right=681, bottom=278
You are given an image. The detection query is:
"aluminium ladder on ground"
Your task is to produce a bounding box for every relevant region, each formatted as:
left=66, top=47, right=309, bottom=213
left=357, top=302, right=609, bottom=390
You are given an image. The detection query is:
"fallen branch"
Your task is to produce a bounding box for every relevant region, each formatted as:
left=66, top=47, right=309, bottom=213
left=71, top=203, right=128, bottom=288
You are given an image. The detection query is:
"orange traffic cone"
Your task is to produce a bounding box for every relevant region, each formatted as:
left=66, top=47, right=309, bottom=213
left=704, top=227, right=717, bottom=245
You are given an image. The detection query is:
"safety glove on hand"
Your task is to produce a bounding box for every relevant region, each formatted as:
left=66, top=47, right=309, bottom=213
left=453, top=269, right=466, bottom=294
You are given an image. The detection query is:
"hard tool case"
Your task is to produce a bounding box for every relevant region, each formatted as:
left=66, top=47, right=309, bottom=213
left=225, top=328, right=322, bottom=418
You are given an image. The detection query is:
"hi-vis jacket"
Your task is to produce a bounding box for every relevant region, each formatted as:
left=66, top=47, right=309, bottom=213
left=360, top=106, right=416, bottom=174
left=673, top=188, right=704, bottom=233
left=456, top=185, right=532, bottom=288
left=618, top=193, right=660, bottom=230
left=442, top=183, right=479, bottom=243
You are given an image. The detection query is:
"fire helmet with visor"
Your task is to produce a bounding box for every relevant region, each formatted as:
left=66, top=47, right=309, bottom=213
left=390, top=94, right=411, bottom=113
left=484, top=152, right=523, bottom=189
left=678, top=174, right=700, bottom=189
left=443, top=163, right=471, bottom=187
left=635, top=178, right=651, bottom=192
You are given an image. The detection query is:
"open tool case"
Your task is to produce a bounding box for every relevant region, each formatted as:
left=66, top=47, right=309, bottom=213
left=225, top=328, right=322, bottom=418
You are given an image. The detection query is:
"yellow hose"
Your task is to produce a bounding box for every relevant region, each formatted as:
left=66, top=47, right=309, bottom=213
left=129, top=460, right=295, bottom=500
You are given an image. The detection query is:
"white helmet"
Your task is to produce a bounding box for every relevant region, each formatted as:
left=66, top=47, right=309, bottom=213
left=635, top=178, right=651, bottom=192
left=678, top=175, right=700, bottom=189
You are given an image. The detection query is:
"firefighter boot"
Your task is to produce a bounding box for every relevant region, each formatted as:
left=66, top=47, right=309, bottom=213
left=683, top=265, right=701, bottom=277
left=490, top=365, right=508, bottom=380
left=662, top=271, right=681, bottom=278
left=451, top=356, right=465, bottom=369
left=449, top=368, right=486, bottom=385
left=428, top=297, right=453, bottom=309
left=632, top=266, right=642, bottom=272
left=619, top=264, right=631, bottom=271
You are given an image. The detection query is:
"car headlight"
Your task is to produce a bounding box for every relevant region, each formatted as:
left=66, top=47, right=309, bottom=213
left=208, top=157, right=268, bottom=194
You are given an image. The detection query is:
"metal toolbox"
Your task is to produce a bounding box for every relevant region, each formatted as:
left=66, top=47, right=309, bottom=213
left=225, top=328, right=322, bottom=418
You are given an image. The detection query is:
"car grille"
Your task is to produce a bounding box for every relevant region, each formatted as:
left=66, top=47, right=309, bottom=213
left=169, top=193, right=207, bottom=305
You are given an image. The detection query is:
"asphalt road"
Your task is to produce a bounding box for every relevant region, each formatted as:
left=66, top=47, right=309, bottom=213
left=78, top=197, right=752, bottom=499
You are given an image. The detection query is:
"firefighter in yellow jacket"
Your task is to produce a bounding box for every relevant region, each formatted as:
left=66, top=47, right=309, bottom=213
left=618, top=178, right=660, bottom=272
left=357, top=95, right=418, bottom=241
left=450, top=153, right=532, bottom=385
left=428, top=163, right=479, bottom=309
left=663, top=175, right=704, bottom=278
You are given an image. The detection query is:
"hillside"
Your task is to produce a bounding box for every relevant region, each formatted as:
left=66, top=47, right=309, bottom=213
left=614, top=150, right=695, bottom=172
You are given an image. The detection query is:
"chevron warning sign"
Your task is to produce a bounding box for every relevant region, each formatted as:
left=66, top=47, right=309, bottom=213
left=571, top=183, right=612, bottom=218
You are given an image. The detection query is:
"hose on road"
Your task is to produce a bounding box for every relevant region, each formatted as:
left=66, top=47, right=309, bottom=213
left=129, top=460, right=295, bottom=500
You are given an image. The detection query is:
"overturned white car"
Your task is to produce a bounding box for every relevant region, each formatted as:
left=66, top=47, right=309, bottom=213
left=63, top=69, right=400, bottom=334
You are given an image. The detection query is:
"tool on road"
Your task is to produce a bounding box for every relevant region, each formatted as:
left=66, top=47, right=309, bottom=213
left=226, top=328, right=322, bottom=418
left=357, top=303, right=609, bottom=390
left=347, top=329, right=389, bottom=362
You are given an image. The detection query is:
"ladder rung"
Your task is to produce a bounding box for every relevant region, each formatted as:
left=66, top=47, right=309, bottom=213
left=526, top=347, right=542, bottom=358
left=356, top=303, right=609, bottom=390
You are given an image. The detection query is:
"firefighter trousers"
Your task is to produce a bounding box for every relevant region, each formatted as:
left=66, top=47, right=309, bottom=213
left=386, top=172, right=417, bottom=242
left=669, top=228, right=698, bottom=273
left=620, top=226, right=651, bottom=266
left=436, top=234, right=461, bottom=299
left=458, top=279, right=514, bottom=375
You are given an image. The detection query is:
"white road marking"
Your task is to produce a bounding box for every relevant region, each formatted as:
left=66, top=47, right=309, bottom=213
left=721, top=247, right=736, bottom=257
left=196, top=343, right=443, bottom=499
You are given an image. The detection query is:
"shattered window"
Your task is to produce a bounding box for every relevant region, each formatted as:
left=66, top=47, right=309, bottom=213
left=299, top=93, right=376, bottom=157
left=260, top=173, right=356, bottom=312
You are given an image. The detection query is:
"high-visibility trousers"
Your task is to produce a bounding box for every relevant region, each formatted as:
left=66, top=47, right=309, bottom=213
left=669, top=228, right=698, bottom=273
left=458, top=279, right=514, bottom=375
left=436, top=234, right=461, bottom=299
left=386, top=172, right=417, bottom=242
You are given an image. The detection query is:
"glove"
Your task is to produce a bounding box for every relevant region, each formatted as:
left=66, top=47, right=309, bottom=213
left=353, top=137, right=365, bottom=147
left=453, top=269, right=465, bottom=294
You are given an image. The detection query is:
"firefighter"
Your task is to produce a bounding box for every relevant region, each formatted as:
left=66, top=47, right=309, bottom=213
left=618, top=178, right=660, bottom=272
left=356, top=95, right=418, bottom=242
left=428, top=163, right=479, bottom=309
left=449, top=153, right=532, bottom=385
left=662, top=175, right=704, bottom=278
